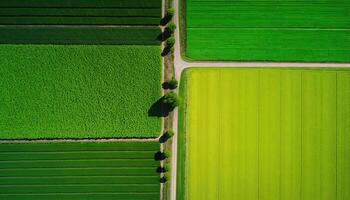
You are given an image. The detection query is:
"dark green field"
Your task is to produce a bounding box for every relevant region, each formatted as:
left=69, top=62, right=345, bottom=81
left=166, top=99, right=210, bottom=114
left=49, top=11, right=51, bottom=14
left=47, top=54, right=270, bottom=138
left=0, top=0, right=161, bottom=44
left=0, top=26, right=160, bottom=45
left=0, top=0, right=161, bottom=25
left=0, top=45, right=161, bottom=139
left=0, top=142, right=160, bottom=200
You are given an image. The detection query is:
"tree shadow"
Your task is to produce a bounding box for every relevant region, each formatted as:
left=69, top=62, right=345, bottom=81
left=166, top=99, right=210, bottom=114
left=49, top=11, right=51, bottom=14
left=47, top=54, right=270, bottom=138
left=161, top=46, right=171, bottom=57
left=156, top=166, right=166, bottom=173
left=160, top=176, right=167, bottom=183
left=157, top=30, right=171, bottom=42
left=159, top=133, right=170, bottom=143
left=154, top=151, right=166, bottom=161
left=148, top=97, right=173, bottom=117
left=160, top=16, right=172, bottom=26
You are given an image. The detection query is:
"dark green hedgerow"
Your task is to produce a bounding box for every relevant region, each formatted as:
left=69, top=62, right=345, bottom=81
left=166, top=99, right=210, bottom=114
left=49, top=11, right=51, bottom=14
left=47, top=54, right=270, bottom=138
left=0, top=0, right=161, bottom=8
left=0, top=45, right=162, bottom=139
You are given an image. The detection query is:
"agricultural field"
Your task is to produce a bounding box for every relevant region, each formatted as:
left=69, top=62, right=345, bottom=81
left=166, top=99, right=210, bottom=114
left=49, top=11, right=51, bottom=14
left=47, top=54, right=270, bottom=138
left=178, top=68, right=350, bottom=200
left=0, top=0, right=161, bottom=44
left=185, top=0, right=350, bottom=62
left=0, top=141, right=160, bottom=200
left=0, top=45, right=161, bottom=139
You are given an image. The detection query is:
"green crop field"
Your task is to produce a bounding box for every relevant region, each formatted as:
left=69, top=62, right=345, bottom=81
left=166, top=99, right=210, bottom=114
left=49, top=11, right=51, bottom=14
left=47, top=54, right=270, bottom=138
left=186, top=0, right=350, bottom=62
left=0, top=141, right=160, bottom=200
left=0, top=0, right=161, bottom=44
left=0, top=26, right=160, bottom=45
left=0, top=45, right=161, bottom=139
left=178, top=68, right=350, bottom=200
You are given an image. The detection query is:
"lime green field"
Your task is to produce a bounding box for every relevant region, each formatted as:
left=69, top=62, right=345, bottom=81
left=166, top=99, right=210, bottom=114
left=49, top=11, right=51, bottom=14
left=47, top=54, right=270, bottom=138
left=178, top=68, right=350, bottom=200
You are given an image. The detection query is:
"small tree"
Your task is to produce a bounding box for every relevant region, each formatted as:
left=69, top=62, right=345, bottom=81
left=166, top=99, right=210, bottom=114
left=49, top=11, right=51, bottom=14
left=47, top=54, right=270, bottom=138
left=167, top=8, right=175, bottom=19
left=163, top=164, right=171, bottom=172
left=161, top=174, right=170, bottom=183
left=165, top=129, right=175, bottom=139
left=167, top=77, right=178, bottom=89
left=166, top=22, right=177, bottom=34
left=166, top=36, right=175, bottom=48
left=163, top=150, right=171, bottom=158
left=162, top=92, right=180, bottom=110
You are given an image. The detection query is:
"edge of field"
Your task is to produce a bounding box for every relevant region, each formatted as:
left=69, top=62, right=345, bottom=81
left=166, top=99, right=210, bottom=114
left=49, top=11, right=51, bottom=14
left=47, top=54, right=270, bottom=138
left=176, top=68, right=189, bottom=200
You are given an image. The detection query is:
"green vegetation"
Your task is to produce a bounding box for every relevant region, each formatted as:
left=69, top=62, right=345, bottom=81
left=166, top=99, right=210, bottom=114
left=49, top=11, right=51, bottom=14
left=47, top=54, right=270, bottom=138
left=179, top=68, right=350, bottom=200
left=186, top=0, right=350, bottom=62
left=166, top=22, right=177, bottom=34
left=166, top=37, right=175, bottom=48
left=162, top=92, right=180, bottom=110
left=0, top=0, right=161, bottom=44
left=0, top=0, right=161, bottom=25
left=0, top=141, right=160, bottom=200
left=0, top=26, right=160, bottom=45
left=0, top=45, right=161, bottom=139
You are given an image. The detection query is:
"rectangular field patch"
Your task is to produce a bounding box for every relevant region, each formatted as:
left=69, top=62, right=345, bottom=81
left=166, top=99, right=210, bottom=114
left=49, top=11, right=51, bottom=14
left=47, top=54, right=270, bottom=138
left=178, top=68, right=350, bottom=200
left=186, top=0, right=350, bottom=62
left=0, top=141, right=160, bottom=200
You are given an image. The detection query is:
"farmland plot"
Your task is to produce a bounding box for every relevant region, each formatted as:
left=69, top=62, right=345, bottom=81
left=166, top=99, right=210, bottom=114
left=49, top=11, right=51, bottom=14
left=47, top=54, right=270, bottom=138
left=186, top=0, right=350, bottom=62
left=0, top=45, right=161, bottom=139
left=0, top=142, right=160, bottom=200
left=178, top=68, right=350, bottom=200
left=0, top=0, right=161, bottom=44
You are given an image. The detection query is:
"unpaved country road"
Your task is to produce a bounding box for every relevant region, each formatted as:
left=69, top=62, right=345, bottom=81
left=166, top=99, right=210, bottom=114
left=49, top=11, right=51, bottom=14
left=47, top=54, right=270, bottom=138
left=170, top=0, right=350, bottom=199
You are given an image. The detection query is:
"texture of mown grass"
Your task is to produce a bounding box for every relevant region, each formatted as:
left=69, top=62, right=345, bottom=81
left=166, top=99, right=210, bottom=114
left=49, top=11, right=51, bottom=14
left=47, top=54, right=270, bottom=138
left=186, top=0, right=350, bottom=62
left=0, top=45, right=161, bottom=139
left=0, top=141, right=160, bottom=200
left=180, top=68, right=350, bottom=200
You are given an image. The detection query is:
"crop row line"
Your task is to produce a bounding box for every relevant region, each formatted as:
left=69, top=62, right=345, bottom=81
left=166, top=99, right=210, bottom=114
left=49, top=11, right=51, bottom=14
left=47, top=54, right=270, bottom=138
left=0, top=158, right=155, bottom=162
left=0, top=150, right=157, bottom=153
left=0, top=183, right=159, bottom=187
left=0, top=167, right=156, bottom=171
left=188, top=27, right=350, bottom=31
left=0, top=192, right=159, bottom=195
left=0, top=175, right=159, bottom=178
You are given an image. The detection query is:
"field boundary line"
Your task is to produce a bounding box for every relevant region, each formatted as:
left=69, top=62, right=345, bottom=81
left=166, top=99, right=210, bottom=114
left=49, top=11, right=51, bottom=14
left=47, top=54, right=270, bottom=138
left=188, top=27, right=350, bottom=31
left=0, top=138, right=160, bottom=144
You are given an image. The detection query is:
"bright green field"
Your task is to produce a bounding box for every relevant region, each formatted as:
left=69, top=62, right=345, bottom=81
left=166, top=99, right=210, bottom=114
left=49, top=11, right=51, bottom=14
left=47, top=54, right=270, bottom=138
left=0, top=141, right=160, bottom=200
left=186, top=0, right=350, bottom=62
left=178, top=68, right=350, bottom=200
left=0, top=45, right=161, bottom=139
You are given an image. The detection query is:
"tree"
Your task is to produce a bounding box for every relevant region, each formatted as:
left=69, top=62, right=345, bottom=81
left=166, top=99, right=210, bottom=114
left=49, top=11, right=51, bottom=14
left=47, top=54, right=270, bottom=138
left=163, top=150, right=171, bottom=158
left=163, top=164, right=171, bottom=172
left=167, top=77, right=178, bottom=89
left=165, top=129, right=175, bottom=139
left=167, top=8, right=175, bottom=19
left=160, top=174, right=170, bottom=183
left=162, top=92, right=180, bottom=110
left=166, top=36, right=175, bottom=48
left=166, top=22, right=177, bottom=34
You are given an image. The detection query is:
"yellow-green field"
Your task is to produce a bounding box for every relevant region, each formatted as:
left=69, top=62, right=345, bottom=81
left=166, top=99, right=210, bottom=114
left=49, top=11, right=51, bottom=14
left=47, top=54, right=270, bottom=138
left=178, top=68, right=350, bottom=200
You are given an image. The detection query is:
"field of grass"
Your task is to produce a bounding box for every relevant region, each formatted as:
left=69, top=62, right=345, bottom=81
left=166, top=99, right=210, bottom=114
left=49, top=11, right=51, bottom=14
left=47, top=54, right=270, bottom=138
left=186, top=0, right=350, bottom=62
left=0, top=45, right=161, bottom=139
left=0, top=141, right=160, bottom=200
left=178, top=68, right=350, bottom=200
